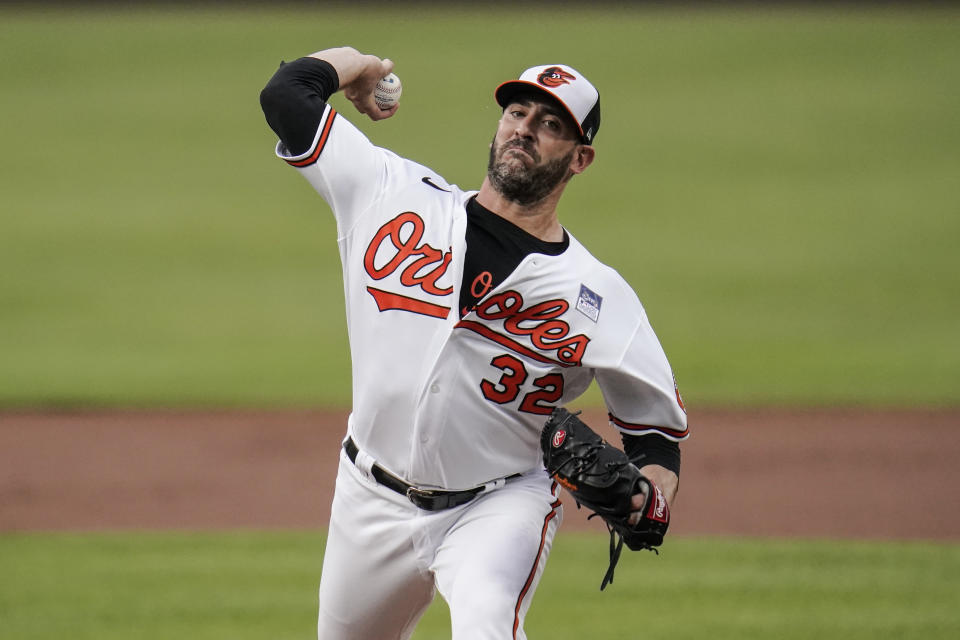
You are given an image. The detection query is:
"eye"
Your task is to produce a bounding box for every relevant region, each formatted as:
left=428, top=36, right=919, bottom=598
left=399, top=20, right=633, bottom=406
left=543, top=118, right=560, bottom=130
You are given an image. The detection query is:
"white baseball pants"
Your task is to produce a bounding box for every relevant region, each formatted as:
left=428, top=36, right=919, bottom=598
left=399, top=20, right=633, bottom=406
left=317, top=450, right=563, bottom=640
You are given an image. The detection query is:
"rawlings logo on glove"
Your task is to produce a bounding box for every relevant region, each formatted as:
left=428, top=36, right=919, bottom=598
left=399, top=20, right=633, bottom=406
left=541, top=407, right=670, bottom=590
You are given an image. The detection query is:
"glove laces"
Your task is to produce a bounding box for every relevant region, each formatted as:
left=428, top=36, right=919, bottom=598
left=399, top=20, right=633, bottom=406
left=587, top=515, right=658, bottom=590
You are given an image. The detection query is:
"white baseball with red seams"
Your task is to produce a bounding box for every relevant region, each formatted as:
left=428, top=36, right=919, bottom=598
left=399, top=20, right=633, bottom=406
left=274, top=99, right=687, bottom=638
left=374, top=73, right=402, bottom=109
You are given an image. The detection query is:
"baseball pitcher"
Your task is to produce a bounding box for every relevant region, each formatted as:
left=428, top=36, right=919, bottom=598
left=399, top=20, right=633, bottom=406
left=260, top=46, right=688, bottom=640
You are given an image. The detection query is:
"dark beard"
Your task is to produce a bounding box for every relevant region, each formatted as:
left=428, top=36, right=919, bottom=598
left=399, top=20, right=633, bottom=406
left=487, top=138, right=574, bottom=206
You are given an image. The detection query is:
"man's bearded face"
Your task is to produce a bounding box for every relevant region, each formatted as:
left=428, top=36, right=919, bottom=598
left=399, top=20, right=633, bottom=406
left=487, top=135, right=574, bottom=206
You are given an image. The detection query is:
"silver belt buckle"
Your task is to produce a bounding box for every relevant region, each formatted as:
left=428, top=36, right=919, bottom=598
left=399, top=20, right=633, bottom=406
left=406, top=487, right=442, bottom=510
left=407, top=486, right=478, bottom=511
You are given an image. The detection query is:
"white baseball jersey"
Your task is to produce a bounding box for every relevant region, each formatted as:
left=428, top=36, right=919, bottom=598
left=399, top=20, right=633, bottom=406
left=276, top=103, right=688, bottom=491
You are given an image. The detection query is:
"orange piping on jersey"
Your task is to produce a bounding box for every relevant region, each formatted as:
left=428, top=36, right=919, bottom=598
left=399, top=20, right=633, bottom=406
left=366, top=286, right=450, bottom=319
left=285, top=108, right=337, bottom=168
left=608, top=412, right=689, bottom=440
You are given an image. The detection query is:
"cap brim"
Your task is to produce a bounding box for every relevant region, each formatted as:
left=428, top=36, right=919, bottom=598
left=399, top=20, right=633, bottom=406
left=494, top=80, right=587, bottom=142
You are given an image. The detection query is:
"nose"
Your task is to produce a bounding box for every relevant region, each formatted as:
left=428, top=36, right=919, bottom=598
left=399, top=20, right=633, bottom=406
left=511, top=113, right=535, bottom=139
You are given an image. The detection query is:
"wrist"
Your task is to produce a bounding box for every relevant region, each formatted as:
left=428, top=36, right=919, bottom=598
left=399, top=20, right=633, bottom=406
left=639, top=464, right=679, bottom=506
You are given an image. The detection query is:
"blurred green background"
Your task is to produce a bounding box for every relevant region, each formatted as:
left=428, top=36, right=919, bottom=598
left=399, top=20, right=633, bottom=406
left=1, top=4, right=958, bottom=409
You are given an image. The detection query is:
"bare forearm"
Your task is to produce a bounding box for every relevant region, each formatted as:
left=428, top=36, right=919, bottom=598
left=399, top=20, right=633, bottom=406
left=639, top=464, right=679, bottom=506
left=308, top=47, right=379, bottom=88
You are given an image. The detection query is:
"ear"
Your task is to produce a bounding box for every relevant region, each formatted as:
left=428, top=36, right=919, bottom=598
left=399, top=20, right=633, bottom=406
left=569, top=145, right=596, bottom=175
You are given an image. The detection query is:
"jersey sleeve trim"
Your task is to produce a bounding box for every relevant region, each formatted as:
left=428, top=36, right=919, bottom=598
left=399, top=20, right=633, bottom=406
left=275, top=104, right=337, bottom=167
left=608, top=412, right=690, bottom=441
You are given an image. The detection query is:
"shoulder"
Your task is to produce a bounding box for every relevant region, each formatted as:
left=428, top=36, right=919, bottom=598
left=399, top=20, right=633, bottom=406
left=551, top=233, right=651, bottom=348
left=563, top=232, right=643, bottom=305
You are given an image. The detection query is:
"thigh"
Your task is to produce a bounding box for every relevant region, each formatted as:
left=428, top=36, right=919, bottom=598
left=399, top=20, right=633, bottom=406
left=317, top=454, right=436, bottom=640
left=432, top=473, right=563, bottom=640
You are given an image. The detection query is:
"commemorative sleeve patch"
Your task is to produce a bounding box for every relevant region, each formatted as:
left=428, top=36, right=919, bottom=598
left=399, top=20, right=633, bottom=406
left=576, top=284, right=602, bottom=322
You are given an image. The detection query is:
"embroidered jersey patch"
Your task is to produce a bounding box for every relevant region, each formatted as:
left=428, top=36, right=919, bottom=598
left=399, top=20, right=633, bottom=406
left=576, top=284, right=602, bottom=322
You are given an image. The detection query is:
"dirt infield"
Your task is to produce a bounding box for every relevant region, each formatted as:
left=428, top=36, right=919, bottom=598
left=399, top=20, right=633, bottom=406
left=1, top=408, right=958, bottom=539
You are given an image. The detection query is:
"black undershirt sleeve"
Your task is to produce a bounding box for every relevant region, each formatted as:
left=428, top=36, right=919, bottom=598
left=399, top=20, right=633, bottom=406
left=622, top=433, right=681, bottom=477
left=260, top=57, right=340, bottom=156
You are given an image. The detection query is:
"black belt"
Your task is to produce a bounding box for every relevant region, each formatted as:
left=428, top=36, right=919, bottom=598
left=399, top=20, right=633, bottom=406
left=343, top=437, right=519, bottom=511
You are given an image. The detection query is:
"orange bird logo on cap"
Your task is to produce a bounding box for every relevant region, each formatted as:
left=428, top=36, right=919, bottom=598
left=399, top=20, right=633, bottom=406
left=538, top=66, right=576, bottom=88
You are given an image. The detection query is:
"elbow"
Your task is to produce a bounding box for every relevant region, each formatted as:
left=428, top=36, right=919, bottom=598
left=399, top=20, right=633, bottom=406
left=259, top=86, right=276, bottom=119
left=259, top=71, right=285, bottom=119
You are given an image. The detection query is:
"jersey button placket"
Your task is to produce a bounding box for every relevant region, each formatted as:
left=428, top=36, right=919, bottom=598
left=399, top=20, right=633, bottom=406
left=421, top=383, right=440, bottom=443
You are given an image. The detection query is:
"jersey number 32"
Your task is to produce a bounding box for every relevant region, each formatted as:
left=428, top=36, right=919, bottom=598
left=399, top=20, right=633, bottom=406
left=480, top=354, right=564, bottom=415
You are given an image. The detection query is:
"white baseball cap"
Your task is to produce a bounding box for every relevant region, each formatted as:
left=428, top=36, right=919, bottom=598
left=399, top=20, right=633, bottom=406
left=495, top=64, right=601, bottom=144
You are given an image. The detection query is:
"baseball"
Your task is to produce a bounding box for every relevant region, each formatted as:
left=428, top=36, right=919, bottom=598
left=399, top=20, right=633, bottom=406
left=375, top=73, right=402, bottom=110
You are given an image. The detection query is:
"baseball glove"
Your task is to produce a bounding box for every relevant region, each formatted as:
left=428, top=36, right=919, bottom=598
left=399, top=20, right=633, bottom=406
left=540, top=407, right=670, bottom=590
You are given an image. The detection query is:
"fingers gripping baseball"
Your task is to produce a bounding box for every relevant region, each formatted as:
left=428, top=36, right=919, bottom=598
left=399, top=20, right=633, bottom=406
left=343, top=56, right=398, bottom=120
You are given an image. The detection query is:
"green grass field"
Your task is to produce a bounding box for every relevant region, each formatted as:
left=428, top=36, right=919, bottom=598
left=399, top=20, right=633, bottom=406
left=1, top=532, right=957, bottom=640
left=1, top=5, right=958, bottom=408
